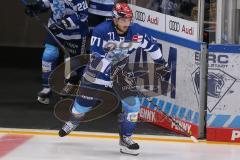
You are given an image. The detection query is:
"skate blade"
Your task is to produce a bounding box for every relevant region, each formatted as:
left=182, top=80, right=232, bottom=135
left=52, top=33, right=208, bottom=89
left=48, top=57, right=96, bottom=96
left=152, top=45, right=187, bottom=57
left=58, top=129, right=69, bottom=137
left=120, top=146, right=139, bottom=156
left=37, top=97, right=50, bottom=105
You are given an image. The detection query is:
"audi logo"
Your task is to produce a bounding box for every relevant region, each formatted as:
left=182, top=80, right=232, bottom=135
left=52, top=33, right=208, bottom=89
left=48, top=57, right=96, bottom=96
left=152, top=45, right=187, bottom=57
left=169, top=20, right=180, bottom=32
left=135, top=10, right=146, bottom=22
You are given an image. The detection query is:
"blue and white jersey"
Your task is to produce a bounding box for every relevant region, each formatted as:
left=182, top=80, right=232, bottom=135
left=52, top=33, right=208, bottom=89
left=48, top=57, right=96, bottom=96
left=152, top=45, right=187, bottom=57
left=88, top=0, right=115, bottom=17
left=84, top=20, right=164, bottom=87
left=42, top=0, right=88, bottom=40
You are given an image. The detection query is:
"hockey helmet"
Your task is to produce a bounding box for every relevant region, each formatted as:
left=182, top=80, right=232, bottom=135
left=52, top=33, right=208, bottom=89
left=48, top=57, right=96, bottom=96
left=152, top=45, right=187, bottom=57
left=112, top=3, right=133, bottom=19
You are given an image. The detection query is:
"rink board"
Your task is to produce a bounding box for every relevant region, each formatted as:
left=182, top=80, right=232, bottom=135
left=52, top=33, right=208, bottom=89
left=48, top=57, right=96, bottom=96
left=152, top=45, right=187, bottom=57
left=207, top=45, right=240, bottom=142
left=130, top=4, right=198, bottom=41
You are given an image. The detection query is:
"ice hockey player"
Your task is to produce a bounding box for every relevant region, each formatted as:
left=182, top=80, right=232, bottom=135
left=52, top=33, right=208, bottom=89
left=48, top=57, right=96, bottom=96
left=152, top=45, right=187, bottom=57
left=24, top=0, right=88, bottom=104
left=58, top=2, right=170, bottom=156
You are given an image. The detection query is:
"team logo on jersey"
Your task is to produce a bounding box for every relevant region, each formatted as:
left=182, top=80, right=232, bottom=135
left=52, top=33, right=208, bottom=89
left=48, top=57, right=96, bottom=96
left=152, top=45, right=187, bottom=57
left=132, top=35, right=143, bottom=42
left=191, top=68, right=236, bottom=112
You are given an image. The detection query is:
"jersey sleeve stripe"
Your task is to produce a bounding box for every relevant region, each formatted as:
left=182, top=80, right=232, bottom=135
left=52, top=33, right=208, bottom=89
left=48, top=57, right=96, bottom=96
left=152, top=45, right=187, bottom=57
left=144, top=44, right=154, bottom=52
left=148, top=48, right=162, bottom=60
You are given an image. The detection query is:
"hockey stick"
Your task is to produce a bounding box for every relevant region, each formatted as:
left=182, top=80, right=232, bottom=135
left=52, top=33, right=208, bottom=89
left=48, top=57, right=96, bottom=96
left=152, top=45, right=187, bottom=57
left=20, top=0, right=71, bottom=79
left=137, top=90, right=199, bottom=143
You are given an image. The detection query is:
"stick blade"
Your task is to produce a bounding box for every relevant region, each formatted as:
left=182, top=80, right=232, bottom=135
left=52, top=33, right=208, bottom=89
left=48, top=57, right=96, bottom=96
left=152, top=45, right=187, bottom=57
left=190, top=136, right=199, bottom=143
